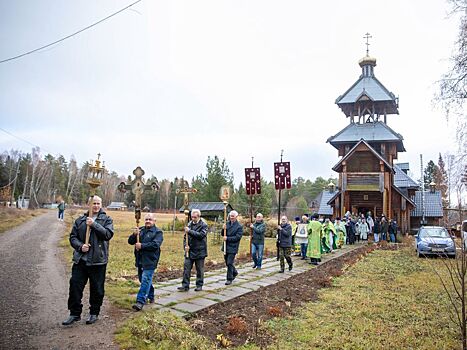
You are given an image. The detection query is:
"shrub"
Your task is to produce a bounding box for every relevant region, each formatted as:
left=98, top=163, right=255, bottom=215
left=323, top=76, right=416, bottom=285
left=226, top=316, right=247, bottom=335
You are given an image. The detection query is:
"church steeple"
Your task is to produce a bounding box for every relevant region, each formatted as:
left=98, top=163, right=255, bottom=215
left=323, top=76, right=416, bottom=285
left=335, top=34, right=399, bottom=124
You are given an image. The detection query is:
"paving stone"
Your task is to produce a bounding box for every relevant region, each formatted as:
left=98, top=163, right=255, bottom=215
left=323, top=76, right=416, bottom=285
left=248, top=280, right=270, bottom=287
left=259, top=278, right=280, bottom=285
left=188, top=297, right=217, bottom=307
left=238, top=282, right=261, bottom=291
left=204, top=293, right=237, bottom=302
left=154, top=293, right=191, bottom=305
left=158, top=284, right=182, bottom=293
left=158, top=307, right=188, bottom=317
left=222, top=286, right=252, bottom=295
left=173, top=302, right=206, bottom=313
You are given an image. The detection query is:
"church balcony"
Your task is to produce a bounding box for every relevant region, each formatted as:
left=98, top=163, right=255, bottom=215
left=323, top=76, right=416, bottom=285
left=342, top=172, right=384, bottom=192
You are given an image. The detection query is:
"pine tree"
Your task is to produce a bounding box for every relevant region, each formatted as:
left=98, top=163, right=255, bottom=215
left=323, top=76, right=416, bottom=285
left=424, top=160, right=438, bottom=189
left=434, top=153, right=449, bottom=207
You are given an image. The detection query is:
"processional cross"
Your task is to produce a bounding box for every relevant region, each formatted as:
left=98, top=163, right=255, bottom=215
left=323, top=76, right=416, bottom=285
left=176, top=184, right=198, bottom=258
left=118, top=167, right=160, bottom=241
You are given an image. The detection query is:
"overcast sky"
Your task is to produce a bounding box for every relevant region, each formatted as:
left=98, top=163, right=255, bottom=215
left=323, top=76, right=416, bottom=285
left=0, top=0, right=461, bottom=185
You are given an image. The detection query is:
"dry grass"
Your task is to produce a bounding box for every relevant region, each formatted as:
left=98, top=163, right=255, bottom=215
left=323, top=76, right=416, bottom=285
left=0, top=207, right=47, bottom=233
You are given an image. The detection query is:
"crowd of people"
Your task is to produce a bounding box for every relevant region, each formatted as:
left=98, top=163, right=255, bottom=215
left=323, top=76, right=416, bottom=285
left=285, top=211, right=399, bottom=265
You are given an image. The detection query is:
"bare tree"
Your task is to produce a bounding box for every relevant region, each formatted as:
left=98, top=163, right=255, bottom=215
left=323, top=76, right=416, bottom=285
left=436, top=1, right=467, bottom=159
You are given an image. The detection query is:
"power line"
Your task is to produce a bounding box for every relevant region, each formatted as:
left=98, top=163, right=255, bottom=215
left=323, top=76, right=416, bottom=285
left=0, top=127, right=55, bottom=155
left=0, top=0, right=143, bottom=64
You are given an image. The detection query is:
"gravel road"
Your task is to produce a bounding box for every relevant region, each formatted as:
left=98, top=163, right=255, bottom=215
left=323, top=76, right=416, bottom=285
left=0, top=210, right=121, bottom=350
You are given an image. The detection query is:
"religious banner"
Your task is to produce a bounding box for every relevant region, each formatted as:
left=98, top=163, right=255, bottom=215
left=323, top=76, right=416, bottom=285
left=244, top=167, right=261, bottom=195
left=219, top=185, right=231, bottom=201
left=274, top=162, right=291, bottom=190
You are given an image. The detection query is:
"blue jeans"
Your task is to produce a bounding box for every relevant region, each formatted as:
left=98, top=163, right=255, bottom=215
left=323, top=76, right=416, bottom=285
left=252, top=243, right=264, bottom=268
left=300, top=243, right=308, bottom=258
left=374, top=233, right=380, bottom=243
left=136, top=268, right=155, bottom=304
left=58, top=210, right=64, bottom=220
left=390, top=233, right=396, bottom=243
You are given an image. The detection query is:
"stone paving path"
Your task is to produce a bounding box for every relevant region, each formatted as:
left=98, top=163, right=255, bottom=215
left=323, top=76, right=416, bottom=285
left=147, top=244, right=362, bottom=317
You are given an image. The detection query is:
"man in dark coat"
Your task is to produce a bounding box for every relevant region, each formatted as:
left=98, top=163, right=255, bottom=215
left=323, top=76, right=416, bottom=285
left=62, top=196, right=114, bottom=326
left=223, top=210, right=243, bottom=285
left=249, top=213, right=266, bottom=269
left=128, top=213, right=163, bottom=311
left=178, top=209, right=208, bottom=292
left=277, top=215, right=293, bottom=272
left=381, top=216, right=389, bottom=242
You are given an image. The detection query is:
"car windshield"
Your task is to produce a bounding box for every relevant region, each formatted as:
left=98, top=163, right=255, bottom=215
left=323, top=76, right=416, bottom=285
left=419, top=228, right=450, bottom=238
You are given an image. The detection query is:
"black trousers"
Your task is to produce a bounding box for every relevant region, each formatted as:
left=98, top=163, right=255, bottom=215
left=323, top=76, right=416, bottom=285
left=181, top=257, right=205, bottom=288
left=279, top=247, right=292, bottom=270
left=68, top=260, right=107, bottom=316
left=224, top=253, right=238, bottom=281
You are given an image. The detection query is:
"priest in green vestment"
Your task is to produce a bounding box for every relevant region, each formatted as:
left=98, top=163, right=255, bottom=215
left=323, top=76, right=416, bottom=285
left=334, top=217, right=346, bottom=248
left=306, top=213, right=322, bottom=265
left=321, top=218, right=335, bottom=253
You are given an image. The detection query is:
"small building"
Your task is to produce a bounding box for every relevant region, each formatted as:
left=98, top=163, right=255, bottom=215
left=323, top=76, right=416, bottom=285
left=179, top=202, right=234, bottom=221
left=310, top=183, right=337, bottom=218
left=411, top=183, right=443, bottom=231
left=107, top=202, right=128, bottom=211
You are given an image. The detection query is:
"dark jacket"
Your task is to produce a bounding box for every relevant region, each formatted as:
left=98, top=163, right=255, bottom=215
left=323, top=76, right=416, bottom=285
left=381, top=221, right=389, bottom=234
left=70, top=209, right=114, bottom=266
left=184, top=219, right=208, bottom=260
left=224, top=220, right=243, bottom=254
left=278, top=223, right=292, bottom=248
left=128, top=225, right=164, bottom=269
left=373, top=221, right=382, bottom=234
left=389, top=222, right=398, bottom=235
left=251, top=221, right=266, bottom=245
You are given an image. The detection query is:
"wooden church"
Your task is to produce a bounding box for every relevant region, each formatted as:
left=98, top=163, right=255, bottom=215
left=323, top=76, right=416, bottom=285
left=326, top=53, right=416, bottom=233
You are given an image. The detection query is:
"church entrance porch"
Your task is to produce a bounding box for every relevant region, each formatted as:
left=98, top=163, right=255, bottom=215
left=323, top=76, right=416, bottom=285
left=345, top=191, right=383, bottom=217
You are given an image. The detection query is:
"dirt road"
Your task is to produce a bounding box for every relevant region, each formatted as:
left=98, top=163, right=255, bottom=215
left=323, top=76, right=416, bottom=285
left=0, top=210, right=120, bottom=350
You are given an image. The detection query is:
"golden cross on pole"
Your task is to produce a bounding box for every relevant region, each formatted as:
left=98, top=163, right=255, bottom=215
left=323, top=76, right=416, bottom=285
left=363, top=32, right=372, bottom=56
left=117, top=166, right=160, bottom=242
left=176, top=184, right=198, bottom=258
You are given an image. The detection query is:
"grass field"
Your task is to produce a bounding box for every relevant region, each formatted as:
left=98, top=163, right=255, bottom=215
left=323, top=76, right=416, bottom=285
left=62, top=210, right=277, bottom=308
left=116, top=245, right=461, bottom=350
left=257, top=246, right=460, bottom=350
left=0, top=207, right=47, bottom=233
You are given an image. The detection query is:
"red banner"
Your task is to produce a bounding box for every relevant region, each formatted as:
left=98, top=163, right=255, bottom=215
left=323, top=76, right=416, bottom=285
left=274, top=162, right=291, bottom=190
left=245, top=167, right=261, bottom=195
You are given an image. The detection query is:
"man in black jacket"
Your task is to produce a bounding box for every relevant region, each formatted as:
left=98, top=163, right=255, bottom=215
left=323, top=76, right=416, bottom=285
left=277, top=215, right=293, bottom=273
left=224, top=210, right=243, bottom=285
left=62, top=196, right=114, bottom=326
left=128, top=213, right=164, bottom=311
left=177, top=209, right=208, bottom=292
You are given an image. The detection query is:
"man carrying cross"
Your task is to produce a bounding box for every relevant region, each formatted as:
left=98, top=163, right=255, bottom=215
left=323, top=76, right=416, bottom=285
left=177, top=209, right=208, bottom=292
left=128, top=213, right=163, bottom=311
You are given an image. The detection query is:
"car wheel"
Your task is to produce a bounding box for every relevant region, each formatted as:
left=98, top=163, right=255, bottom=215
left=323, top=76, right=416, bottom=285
left=417, top=250, right=423, bottom=258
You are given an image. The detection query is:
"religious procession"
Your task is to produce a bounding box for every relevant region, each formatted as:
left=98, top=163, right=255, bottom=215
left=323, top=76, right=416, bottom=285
left=1, top=1, right=463, bottom=345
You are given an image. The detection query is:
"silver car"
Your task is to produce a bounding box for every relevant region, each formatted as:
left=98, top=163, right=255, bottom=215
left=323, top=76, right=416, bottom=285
left=415, top=226, right=456, bottom=258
